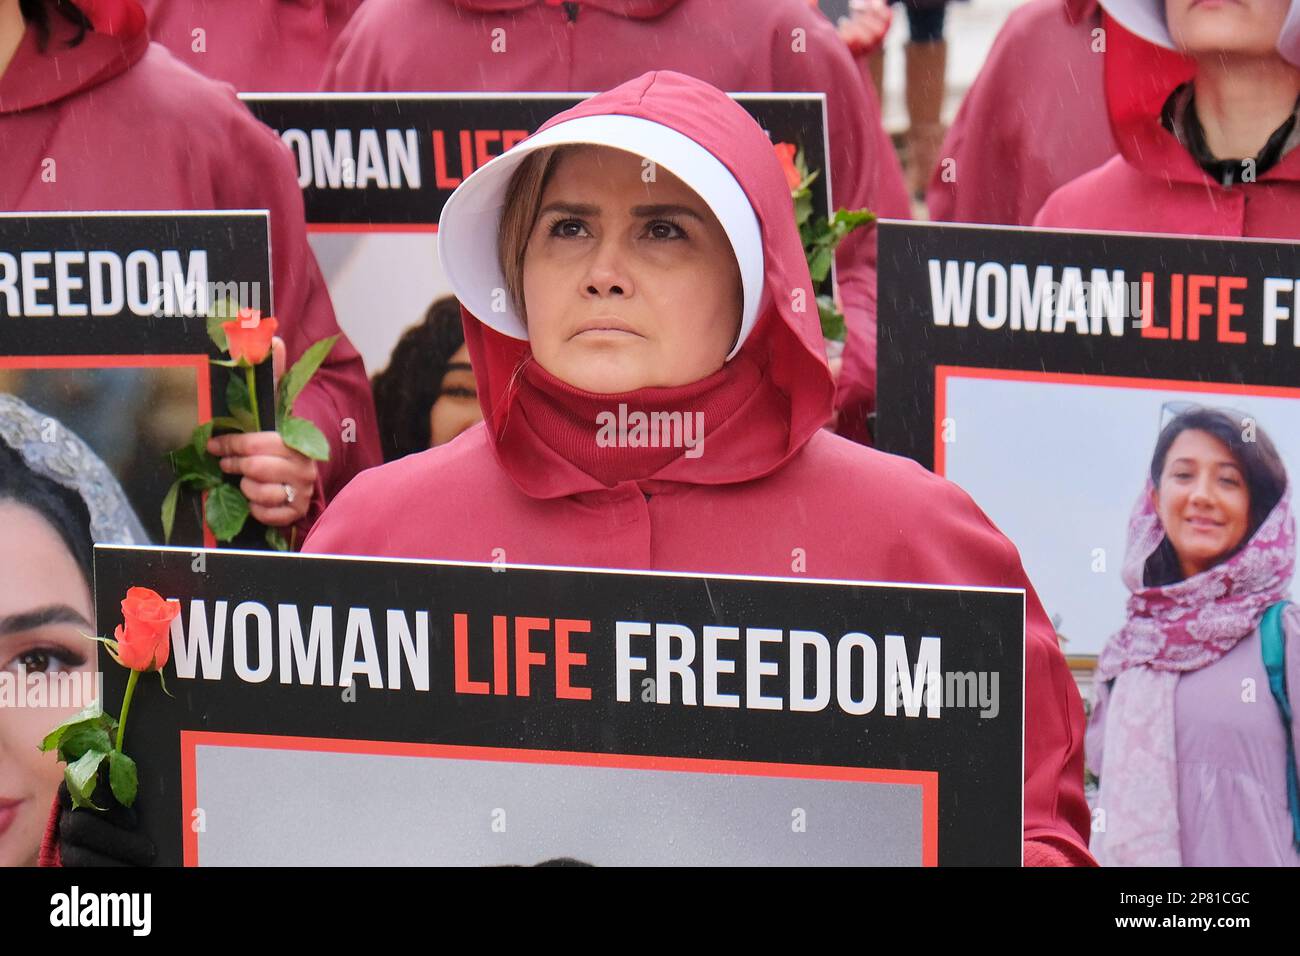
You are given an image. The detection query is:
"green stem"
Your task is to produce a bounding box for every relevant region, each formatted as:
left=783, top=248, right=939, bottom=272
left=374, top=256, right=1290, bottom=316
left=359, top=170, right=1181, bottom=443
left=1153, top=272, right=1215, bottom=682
left=115, top=668, right=140, bottom=753
left=289, top=526, right=298, bottom=552
left=246, top=364, right=262, bottom=432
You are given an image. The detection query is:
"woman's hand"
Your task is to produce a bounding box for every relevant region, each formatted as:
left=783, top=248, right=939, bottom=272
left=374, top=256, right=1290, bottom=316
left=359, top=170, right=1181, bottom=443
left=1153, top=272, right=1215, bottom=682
left=837, top=0, right=892, bottom=56
left=206, top=336, right=317, bottom=527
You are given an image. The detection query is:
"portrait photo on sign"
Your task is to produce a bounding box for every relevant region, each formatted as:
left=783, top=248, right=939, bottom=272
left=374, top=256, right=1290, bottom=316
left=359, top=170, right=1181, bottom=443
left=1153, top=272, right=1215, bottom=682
left=938, top=370, right=1300, bottom=658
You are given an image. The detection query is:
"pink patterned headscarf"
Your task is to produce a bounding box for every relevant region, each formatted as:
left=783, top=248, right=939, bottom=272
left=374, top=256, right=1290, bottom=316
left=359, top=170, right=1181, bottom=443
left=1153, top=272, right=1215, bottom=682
left=1093, top=481, right=1295, bottom=865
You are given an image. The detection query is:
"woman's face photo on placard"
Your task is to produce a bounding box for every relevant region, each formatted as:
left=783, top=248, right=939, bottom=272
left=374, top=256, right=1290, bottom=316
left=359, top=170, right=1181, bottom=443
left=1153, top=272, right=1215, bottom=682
left=0, top=425, right=99, bottom=867
left=941, top=377, right=1300, bottom=656
left=370, top=296, right=483, bottom=461
left=1145, top=405, right=1288, bottom=585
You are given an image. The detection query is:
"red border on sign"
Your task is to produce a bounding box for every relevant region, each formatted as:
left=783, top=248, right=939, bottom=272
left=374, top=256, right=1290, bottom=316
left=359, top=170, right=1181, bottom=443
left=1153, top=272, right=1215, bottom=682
left=0, top=353, right=215, bottom=547
left=179, top=729, right=940, bottom=867
left=933, top=365, right=1300, bottom=477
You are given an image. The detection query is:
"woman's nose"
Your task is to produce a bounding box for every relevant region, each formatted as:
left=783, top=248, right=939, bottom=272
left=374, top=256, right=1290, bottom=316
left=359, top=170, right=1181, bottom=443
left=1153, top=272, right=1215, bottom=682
left=582, top=239, right=633, bottom=298
left=1189, top=474, right=1215, bottom=506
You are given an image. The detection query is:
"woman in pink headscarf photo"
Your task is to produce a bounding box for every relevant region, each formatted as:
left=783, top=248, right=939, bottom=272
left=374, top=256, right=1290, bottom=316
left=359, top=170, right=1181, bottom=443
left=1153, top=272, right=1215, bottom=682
left=1088, top=405, right=1300, bottom=866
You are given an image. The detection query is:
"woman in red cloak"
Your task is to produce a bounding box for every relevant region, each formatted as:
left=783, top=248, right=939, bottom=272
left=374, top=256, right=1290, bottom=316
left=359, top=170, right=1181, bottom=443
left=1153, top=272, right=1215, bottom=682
left=0, top=0, right=381, bottom=537
left=1035, top=0, right=1300, bottom=236
left=296, top=70, right=1095, bottom=866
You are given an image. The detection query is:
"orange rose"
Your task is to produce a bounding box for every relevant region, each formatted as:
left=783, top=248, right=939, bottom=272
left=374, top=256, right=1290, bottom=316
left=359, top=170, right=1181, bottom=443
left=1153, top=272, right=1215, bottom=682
left=222, top=309, right=279, bottom=366
left=110, top=587, right=179, bottom=672
left=773, top=142, right=802, bottom=192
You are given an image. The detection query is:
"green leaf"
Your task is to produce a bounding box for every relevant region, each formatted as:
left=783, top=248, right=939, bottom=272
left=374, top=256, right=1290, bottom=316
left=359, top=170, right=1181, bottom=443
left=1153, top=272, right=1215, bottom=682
left=39, top=704, right=101, bottom=753
left=226, top=370, right=253, bottom=416
left=808, top=245, right=834, bottom=284
left=206, top=296, right=237, bottom=352
left=279, top=415, right=331, bottom=461
left=818, top=294, right=846, bottom=343
left=191, top=420, right=215, bottom=456
left=278, top=335, right=338, bottom=423
left=265, top=527, right=290, bottom=551
left=161, top=479, right=181, bottom=545
left=66, top=749, right=107, bottom=809
left=830, top=207, right=876, bottom=231
left=793, top=190, right=814, bottom=229
left=59, top=723, right=114, bottom=763
left=205, top=482, right=251, bottom=542
left=108, top=750, right=138, bottom=808
left=208, top=415, right=247, bottom=433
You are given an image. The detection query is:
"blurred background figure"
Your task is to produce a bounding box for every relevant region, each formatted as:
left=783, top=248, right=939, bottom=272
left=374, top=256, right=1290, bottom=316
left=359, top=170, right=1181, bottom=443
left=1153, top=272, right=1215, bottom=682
left=138, top=0, right=365, bottom=91
left=925, top=0, right=1116, bottom=224
left=822, top=0, right=952, bottom=200
left=1035, top=0, right=1300, bottom=238
left=0, top=0, right=382, bottom=539
left=370, top=296, right=482, bottom=461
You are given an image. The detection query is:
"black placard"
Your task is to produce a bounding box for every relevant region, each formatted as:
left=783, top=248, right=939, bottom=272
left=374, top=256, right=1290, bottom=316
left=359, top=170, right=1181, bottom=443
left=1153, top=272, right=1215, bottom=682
left=241, top=93, right=832, bottom=230
left=876, top=221, right=1300, bottom=469
left=93, top=544, right=1025, bottom=866
left=0, top=213, right=276, bottom=546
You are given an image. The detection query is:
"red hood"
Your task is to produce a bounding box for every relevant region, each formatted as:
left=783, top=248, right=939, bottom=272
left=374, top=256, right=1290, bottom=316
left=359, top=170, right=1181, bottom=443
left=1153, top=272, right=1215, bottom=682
left=1064, top=0, right=1098, bottom=25
left=0, top=0, right=147, bottom=113
left=449, top=0, right=683, bottom=17
left=1102, top=10, right=1300, bottom=183
left=461, top=70, right=835, bottom=499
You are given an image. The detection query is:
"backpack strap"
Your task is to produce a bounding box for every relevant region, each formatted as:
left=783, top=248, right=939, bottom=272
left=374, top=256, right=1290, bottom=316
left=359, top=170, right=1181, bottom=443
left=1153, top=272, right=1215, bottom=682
left=1260, top=601, right=1300, bottom=850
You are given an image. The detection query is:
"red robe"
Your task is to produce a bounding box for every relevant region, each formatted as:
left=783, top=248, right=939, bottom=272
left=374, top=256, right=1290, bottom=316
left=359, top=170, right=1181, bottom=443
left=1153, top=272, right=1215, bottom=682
left=138, top=0, right=364, bottom=91
left=1034, top=13, right=1300, bottom=236
left=301, top=70, right=1095, bottom=866
left=926, top=0, right=1116, bottom=226
left=0, top=7, right=382, bottom=533
left=319, top=0, right=911, bottom=444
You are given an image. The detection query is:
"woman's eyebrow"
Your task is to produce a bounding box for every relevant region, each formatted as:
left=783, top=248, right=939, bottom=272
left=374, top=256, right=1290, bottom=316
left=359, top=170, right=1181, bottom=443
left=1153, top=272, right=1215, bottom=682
left=0, top=604, right=93, bottom=639
left=631, top=203, right=705, bottom=220
left=539, top=201, right=600, bottom=217
left=443, top=362, right=474, bottom=373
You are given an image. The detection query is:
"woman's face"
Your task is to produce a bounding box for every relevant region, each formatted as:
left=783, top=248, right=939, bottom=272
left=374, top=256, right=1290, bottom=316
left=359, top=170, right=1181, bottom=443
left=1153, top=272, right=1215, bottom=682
left=1151, top=429, right=1253, bottom=578
left=521, top=145, right=744, bottom=393
left=1166, top=0, right=1291, bottom=59
left=0, top=502, right=95, bottom=867
left=428, top=343, right=482, bottom=447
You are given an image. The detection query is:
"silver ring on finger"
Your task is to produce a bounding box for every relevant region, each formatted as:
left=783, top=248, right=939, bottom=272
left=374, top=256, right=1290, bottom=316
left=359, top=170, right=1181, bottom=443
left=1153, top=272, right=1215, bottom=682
left=282, top=483, right=296, bottom=506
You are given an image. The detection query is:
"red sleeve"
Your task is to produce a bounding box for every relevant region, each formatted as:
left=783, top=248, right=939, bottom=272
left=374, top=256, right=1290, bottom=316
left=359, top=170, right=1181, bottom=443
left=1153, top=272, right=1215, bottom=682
left=220, top=107, right=383, bottom=532
left=769, top=9, right=910, bottom=443
left=39, top=793, right=62, bottom=867
left=1025, top=837, right=1098, bottom=867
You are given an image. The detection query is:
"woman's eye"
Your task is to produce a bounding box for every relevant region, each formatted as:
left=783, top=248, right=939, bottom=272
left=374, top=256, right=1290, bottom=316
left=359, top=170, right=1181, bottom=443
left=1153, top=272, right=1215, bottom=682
left=441, top=386, right=477, bottom=400
left=548, top=218, right=589, bottom=239
left=8, top=647, right=83, bottom=675
left=646, top=219, right=687, bottom=240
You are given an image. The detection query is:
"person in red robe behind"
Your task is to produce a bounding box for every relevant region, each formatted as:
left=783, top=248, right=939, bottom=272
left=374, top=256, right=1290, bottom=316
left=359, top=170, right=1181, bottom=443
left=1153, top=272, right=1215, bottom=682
left=1034, top=0, right=1300, bottom=237
left=0, top=0, right=381, bottom=538
left=292, top=71, right=1091, bottom=866
left=319, top=0, right=911, bottom=446
left=925, top=0, right=1117, bottom=226
left=138, top=0, right=364, bottom=91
